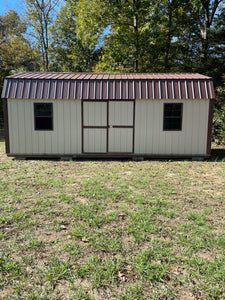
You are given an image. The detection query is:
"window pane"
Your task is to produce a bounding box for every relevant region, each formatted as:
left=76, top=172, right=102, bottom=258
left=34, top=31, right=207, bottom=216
left=34, top=103, right=53, bottom=130
left=34, top=103, right=52, bottom=117
left=164, top=118, right=182, bottom=130
left=164, top=103, right=183, bottom=131
left=35, top=117, right=53, bottom=130
left=164, top=103, right=182, bottom=117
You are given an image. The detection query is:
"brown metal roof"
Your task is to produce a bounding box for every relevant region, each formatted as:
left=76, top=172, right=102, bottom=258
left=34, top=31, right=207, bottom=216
left=1, top=72, right=215, bottom=100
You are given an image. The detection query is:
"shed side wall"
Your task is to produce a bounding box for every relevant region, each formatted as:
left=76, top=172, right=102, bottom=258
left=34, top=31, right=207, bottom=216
left=134, top=99, right=209, bottom=155
left=8, top=99, right=82, bottom=155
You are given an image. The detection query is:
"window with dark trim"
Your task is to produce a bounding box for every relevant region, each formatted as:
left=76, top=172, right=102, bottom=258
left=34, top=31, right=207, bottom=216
left=163, top=103, right=183, bottom=131
left=34, top=103, right=53, bottom=130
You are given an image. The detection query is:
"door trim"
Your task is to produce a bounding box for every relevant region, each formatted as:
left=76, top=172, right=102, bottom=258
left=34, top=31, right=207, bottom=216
left=82, top=100, right=135, bottom=154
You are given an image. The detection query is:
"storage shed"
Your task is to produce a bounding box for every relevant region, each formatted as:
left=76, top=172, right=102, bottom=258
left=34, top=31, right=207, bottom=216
left=1, top=72, right=215, bottom=159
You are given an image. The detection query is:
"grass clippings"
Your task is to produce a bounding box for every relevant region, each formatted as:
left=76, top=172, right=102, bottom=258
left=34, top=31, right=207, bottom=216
left=0, top=141, right=225, bottom=299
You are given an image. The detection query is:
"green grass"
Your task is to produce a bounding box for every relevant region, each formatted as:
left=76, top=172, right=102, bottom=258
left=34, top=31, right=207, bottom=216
left=0, top=141, right=225, bottom=299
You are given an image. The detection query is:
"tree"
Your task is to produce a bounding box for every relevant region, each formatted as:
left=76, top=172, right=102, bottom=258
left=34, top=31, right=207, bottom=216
left=50, top=4, right=99, bottom=72
left=74, top=0, right=159, bottom=72
left=25, top=0, right=60, bottom=71
left=0, top=9, right=38, bottom=132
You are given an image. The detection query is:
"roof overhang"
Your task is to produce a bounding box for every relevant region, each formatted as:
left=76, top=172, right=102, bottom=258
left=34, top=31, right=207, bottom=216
left=1, top=72, right=215, bottom=100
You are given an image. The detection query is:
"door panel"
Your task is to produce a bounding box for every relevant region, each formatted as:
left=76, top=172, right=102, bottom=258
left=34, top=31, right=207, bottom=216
left=108, top=128, right=133, bottom=153
left=82, top=100, right=134, bottom=153
left=83, top=102, right=107, bottom=126
left=83, top=128, right=107, bottom=153
left=109, top=101, right=133, bottom=126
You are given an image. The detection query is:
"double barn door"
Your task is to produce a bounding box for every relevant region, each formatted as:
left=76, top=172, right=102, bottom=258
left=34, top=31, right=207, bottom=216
left=82, top=101, right=134, bottom=154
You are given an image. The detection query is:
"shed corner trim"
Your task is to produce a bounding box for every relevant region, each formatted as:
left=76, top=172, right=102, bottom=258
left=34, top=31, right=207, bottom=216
left=3, top=98, right=10, bottom=154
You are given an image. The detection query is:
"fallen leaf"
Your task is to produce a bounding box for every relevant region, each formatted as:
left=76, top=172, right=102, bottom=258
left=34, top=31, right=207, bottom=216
left=82, top=237, right=89, bottom=242
left=126, top=265, right=132, bottom=271
left=116, top=271, right=126, bottom=282
left=119, top=213, right=126, bottom=219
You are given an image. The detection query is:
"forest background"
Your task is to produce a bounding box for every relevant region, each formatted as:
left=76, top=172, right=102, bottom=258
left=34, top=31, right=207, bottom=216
left=0, top=0, right=224, bottom=143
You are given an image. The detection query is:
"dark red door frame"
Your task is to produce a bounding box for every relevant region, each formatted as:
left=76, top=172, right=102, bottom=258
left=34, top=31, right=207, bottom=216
left=81, top=100, right=135, bottom=154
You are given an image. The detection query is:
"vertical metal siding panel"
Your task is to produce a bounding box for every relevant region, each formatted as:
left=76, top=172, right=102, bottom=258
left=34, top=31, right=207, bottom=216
left=154, top=101, right=161, bottom=154
left=17, top=101, right=26, bottom=153
left=32, top=104, right=39, bottom=154
left=23, top=80, right=29, bottom=99
left=24, top=101, right=32, bottom=154
left=202, top=100, right=209, bottom=154
left=95, top=81, right=100, bottom=99
left=82, top=81, right=87, bottom=99
left=8, top=100, right=16, bottom=153
left=180, top=80, right=185, bottom=99
left=141, top=81, right=146, bottom=99
left=49, top=80, right=54, bottom=99
left=147, top=81, right=153, bottom=99
left=103, top=81, right=108, bottom=99
left=192, top=101, right=200, bottom=154
left=108, top=81, right=114, bottom=99
left=200, top=81, right=207, bottom=99
left=70, top=100, right=76, bottom=153
left=62, top=81, right=68, bottom=99
left=69, top=81, right=75, bottom=99
left=57, top=101, right=65, bottom=153
left=127, top=80, right=133, bottom=99
left=121, top=81, right=126, bottom=99
left=42, top=80, right=49, bottom=99
left=193, top=81, right=200, bottom=99
left=167, top=80, right=173, bottom=99
left=63, top=101, right=71, bottom=153
left=16, top=80, right=24, bottom=99
left=173, top=81, right=179, bottom=99
left=161, top=80, right=166, bottom=99
left=132, top=81, right=136, bottom=99
left=54, top=80, right=62, bottom=99
left=196, top=100, right=208, bottom=154
left=155, top=81, right=160, bottom=99
left=45, top=132, right=52, bottom=153
left=170, top=131, right=179, bottom=154
left=115, top=81, right=120, bottom=99
left=36, top=80, right=42, bottom=99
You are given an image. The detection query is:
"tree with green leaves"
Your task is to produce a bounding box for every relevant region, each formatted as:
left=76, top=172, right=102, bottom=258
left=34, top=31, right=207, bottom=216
left=25, top=0, right=60, bottom=71
left=49, top=4, right=99, bottom=72
left=0, top=9, right=38, bottom=132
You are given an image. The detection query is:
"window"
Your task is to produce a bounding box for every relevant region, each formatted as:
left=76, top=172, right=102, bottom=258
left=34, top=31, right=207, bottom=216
left=34, top=103, right=53, bottom=130
left=163, top=103, right=183, bottom=131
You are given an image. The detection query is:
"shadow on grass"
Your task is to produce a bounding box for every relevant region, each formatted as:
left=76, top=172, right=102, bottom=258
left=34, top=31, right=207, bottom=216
left=210, top=148, right=225, bottom=161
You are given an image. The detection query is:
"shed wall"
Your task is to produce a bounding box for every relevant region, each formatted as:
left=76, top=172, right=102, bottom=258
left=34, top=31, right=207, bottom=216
left=134, top=99, right=209, bottom=155
left=8, top=99, right=82, bottom=155
left=7, top=98, right=209, bottom=157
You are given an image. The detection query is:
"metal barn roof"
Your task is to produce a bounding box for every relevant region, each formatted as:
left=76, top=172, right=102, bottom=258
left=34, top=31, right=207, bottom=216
left=1, top=72, right=215, bottom=100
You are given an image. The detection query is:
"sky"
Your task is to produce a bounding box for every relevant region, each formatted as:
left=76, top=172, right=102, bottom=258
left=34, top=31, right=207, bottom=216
left=0, top=0, right=25, bottom=14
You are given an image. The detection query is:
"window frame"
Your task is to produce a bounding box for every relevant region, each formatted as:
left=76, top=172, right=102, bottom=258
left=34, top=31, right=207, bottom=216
left=34, top=102, right=53, bottom=131
left=163, top=103, right=183, bottom=131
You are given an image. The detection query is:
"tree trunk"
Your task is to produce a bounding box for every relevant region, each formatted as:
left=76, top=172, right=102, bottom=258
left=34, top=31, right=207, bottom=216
left=133, top=0, right=139, bottom=72
left=164, top=0, right=173, bottom=71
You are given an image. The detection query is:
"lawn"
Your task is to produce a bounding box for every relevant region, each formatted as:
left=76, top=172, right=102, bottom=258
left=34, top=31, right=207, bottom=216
left=0, top=141, right=224, bottom=300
